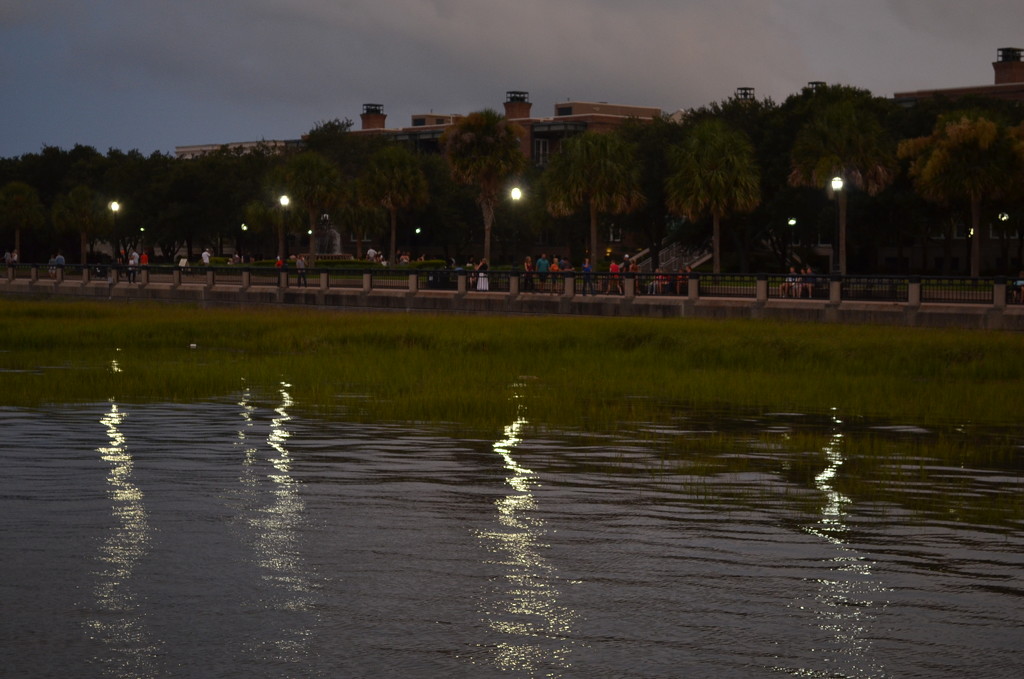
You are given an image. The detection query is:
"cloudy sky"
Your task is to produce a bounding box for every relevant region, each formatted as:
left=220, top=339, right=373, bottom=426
left=2, top=0, right=1023, bottom=158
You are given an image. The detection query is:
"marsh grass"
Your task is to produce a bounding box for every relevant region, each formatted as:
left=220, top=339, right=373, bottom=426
left=2, top=298, right=1021, bottom=428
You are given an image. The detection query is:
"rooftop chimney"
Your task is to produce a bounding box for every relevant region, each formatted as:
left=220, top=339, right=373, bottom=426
left=504, top=91, right=532, bottom=119
left=360, top=103, right=387, bottom=130
left=993, top=47, right=1024, bottom=84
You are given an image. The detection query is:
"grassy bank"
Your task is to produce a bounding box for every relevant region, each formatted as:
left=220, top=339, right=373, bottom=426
left=3, top=298, right=1021, bottom=429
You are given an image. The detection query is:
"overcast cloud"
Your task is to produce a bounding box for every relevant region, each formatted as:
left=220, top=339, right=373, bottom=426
left=2, top=0, right=1023, bottom=158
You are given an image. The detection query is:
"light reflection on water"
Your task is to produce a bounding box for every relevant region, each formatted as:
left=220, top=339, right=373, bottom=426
left=473, top=386, right=578, bottom=674
left=782, top=411, right=888, bottom=679
left=88, top=401, right=159, bottom=678
left=0, top=396, right=1021, bottom=678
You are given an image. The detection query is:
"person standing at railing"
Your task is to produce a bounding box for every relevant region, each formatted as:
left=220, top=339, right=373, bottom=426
left=201, top=248, right=211, bottom=266
left=607, top=258, right=622, bottom=295
left=1014, top=270, right=1024, bottom=303
left=296, top=255, right=307, bottom=287
left=127, top=249, right=139, bottom=283
left=536, top=253, right=550, bottom=292
left=475, top=258, right=489, bottom=291
left=522, top=255, right=534, bottom=292
left=675, top=265, right=691, bottom=296
left=581, top=258, right=595, bottom=296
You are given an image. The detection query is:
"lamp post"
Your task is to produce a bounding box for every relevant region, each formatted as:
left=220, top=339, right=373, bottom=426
left=109, top=201, right=121, bottom=272
left=830, top=176, right=844, bottom=275
left=787, top=217, right=796, bottom=265
left=510, top=186, right=522, bottom=268
left=278, top=195, right=290, bottom=260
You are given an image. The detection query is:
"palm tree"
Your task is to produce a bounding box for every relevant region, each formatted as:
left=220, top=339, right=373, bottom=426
left=789, top=100, right=896, bottom=274
left=357, top=145, right=429, bottom=263
left=665, top=119, right=760, bottom=273
left=899, top=112, right=1024, bottom=276
left=544, top=131, right=644, bottom=264
left=440, top=109, right=526, bottom=263
left=0, top=181, right=46, bottom=258
left=52, top=185, right=104, bottom=265
left=282, top=151, right=342, bottom=259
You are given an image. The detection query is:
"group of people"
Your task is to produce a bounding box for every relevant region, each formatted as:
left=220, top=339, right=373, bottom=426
left=4, top=249, right=19, bottom=268
left=779, top=265, right=819, bottom=298
left=521, top=253, right=576, bottom=293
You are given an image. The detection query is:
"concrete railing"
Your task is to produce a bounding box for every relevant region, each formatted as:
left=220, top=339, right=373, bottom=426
left=3, top=264, right=1023, bottom=329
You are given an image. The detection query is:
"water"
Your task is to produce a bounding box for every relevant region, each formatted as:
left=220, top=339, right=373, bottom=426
left=1, top=388, right=1021, bottom=678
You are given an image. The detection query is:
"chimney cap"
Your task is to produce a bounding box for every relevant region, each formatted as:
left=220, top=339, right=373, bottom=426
left=362, top=103, right=385, bottom=115
left=506, top=91, right=530, bottom=103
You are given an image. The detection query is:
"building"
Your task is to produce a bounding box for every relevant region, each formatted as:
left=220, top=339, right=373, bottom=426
left=894, top=47, right=1024, bottom=105
left=175, top=139, right=301, bottom=159
left=354, top=91, right=662, bottom=164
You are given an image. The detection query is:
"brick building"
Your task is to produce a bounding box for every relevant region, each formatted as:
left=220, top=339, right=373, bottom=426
left=354, top=91, right=662, bottom=164
left=894, top=47, right=1024, bottom=105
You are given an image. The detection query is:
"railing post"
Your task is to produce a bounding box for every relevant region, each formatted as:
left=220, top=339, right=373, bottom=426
left=688, top=273, right=700, bottom=301
left=241, top=269, right=251, bottom=290
left=279, top=270, right=289, bottom=289
left=206, top=269, right=215, bottom=288
left=509, top=271, right=520, bottom=296
left=140, top=267, right=150, bottom=286
left=563, top=272, right=575, bottom=299
left=457, top=271, right=467, bottom=294
left=30, top=265, right=39, bottom=283
left=362, top=272, right=372, bottom=293
left=994, top=277, right=1007, bottom=310
left=172, top=268, right=182, bottom=287
left=82, top=266, right=91, bottom=284
left=755, top=273, right=768, bottom=303
left=319, top=271, right=328, bottom=291
left=55, top=267, right=64, bottom=284
left=408, top=272, right=419, bottom=293
left=829, top=274, right=842, bottom=305
left=908, top=276, right=921, bottom=307
left=624, top=272, right=635, bottom=299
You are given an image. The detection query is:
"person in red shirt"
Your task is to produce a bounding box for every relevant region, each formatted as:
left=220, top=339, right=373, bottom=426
left=608, top=259, right=622, bottom=294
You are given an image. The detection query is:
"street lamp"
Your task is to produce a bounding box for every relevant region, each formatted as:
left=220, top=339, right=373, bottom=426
left=278, top=195, right=290, bottom=260
left=787, top=218, right=797, bottom=265
left=830, top=176, right=844, bottom=274
left=109, top=201, right=121, bottom=267
left=510, top=186, right=523, bottom=267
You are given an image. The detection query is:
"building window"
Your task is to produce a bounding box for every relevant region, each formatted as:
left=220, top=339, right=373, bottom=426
left=556, top=105, right=573, bottom=116
left=533, top=138, right=549, bottom=166
left=607, top=223, right=623, bottom=243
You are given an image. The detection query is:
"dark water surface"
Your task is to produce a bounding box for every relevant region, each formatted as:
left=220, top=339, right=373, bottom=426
left=1, top=388, right=1021, bottom=678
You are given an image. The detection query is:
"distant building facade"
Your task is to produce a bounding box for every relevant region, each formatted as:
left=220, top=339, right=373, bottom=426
left=354, top=91, right=662, bottom=165
left=175, top=139, right=301, bottom=159
left=894, top=47, right=1024, bottom=105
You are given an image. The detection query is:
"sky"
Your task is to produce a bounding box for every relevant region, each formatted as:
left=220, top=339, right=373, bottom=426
left=3, top=0, right=1024, bottom=159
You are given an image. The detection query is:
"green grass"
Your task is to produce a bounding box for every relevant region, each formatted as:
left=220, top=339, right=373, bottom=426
left=1, top=298, right=1021, bottom=429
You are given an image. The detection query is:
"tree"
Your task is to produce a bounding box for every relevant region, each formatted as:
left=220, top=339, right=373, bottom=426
left=789, top=99, right=897, bottom=274
left=357, top=144, right=429, bottom=263
left=440, top=109, right=526, bottom=262
left=544, top=131, right=644, bottom=265
left=0, top=181, right=46, bottom=258
left=899, top=112, right=1024, bottom=276
left=282, top=151, right=343, bottom=259
left=665, top=119, right=760, bottom=273
left=52, top=185, right=104, bottom=264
